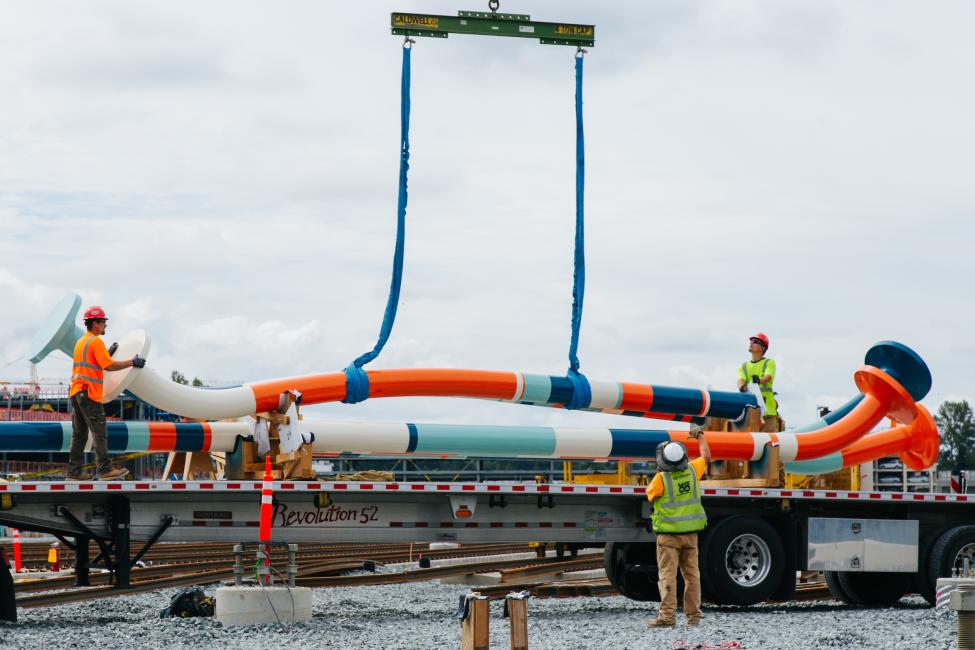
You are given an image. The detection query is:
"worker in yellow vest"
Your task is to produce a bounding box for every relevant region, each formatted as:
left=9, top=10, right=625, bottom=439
left=645, top=430, right=709, bottom=627
left=66, top=306, right=145, bottom=481
left=737, top=332, right=779, bottom=432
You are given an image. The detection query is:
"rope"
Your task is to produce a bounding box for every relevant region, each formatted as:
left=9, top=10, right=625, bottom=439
left=565, top=52, right=591, bottom=410
left=344, top=43, right=413, bottom=404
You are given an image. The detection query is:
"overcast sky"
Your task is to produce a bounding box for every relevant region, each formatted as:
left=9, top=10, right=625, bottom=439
left=1, top=1, right=973, bottom=430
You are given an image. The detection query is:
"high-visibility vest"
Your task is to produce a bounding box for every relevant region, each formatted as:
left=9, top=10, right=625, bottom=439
left=69, top=333, right=105, bottom=401
left=651, top=468, right=707, bottom=534
left=739, top=357, right=777, bottom=416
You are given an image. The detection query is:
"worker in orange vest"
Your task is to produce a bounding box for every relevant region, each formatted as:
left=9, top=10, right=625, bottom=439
left=66, top=306, right=146, bottom=481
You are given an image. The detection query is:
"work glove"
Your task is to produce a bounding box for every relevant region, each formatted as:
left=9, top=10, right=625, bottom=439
left=739, top=385, right=748, bottom=393
left=751, top=375, right=760, bottom=384
left=131, top=355, right=146, bottom=369
left=107, top=342, right=118, bottom=356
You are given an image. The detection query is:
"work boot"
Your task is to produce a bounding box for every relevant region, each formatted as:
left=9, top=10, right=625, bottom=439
left=96, top=467, right=130, bottom=481
left=647, top=618, right=676, bottom=627
left=687, top=618, right=702, bottom=627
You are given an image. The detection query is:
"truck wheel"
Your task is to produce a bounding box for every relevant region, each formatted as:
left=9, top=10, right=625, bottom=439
left=603, top=542, right=659, bottom=601
left=837, top=571, right=911, bottom=606
left=929, top=526, right=975, bottom=591
left=700, top=516, right=785, bottom=606
left=824, top=571, right=856, bottom=605
left=913, top=528, right=944, bottom=606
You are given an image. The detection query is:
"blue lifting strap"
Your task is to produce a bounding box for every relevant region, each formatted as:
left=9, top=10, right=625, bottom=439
left=565, top=53, right=591, bottom=411
left=344, top=44, right=412, bottom=404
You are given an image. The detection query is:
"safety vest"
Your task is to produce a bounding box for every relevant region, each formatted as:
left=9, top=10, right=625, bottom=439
left=651, top=468, right=707, bottom=534
left=740, top=357, right=777, bottom=417
left=69, top=333, right=105, bottom=401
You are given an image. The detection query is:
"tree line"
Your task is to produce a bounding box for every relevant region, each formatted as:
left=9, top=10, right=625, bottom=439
left=936, top=400, right=975, bottom=473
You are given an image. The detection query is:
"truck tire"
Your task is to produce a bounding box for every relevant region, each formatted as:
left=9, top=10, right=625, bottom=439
left=837, top=571, right=911, bottom=606
left=913, top=528, right=945, bottom=606
left=603, top=542, right=659, bottom=601
left=699, top=516, right=785, bottom=606
left=929, top=526, right=975, bottom=591
left=824, top=570, right=856, bottom=605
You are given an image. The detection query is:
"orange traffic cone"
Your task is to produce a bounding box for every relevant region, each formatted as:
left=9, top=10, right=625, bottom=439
left=258, top=455, right=274, bottom=585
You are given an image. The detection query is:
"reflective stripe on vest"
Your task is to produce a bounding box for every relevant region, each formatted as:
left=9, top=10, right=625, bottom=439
left=651, top=468, right=707, bottom=534
left=72, top=335, right=103, bottom=385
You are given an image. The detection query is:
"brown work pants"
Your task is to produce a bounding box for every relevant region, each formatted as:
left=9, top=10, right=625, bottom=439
left=656, top=532, right=702, bottom=624
left=67, top=391, right=110, bottom=476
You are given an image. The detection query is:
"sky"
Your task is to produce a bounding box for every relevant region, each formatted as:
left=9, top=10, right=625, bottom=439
left=1, top=1, right=973, bottom=430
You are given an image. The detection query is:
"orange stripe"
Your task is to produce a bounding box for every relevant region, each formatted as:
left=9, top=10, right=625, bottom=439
left=148, top=422, right=177, bottom=451
left=670, top=430, right=762, bottom=461
left=618, top=383, right=653, bottom=412
left=201, top=423, right=212, bottom=452
left=367, top=369, right=518, bottom=399
left=249, top=373, right=347, bottom=412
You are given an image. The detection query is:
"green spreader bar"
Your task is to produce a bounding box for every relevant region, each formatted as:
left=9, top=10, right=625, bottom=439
left=391, top=10, right=595, bottom=47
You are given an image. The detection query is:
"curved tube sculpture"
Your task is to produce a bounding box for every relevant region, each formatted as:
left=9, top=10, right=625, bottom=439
left=18, top=295, right=934, bottom=471
left=785, top=404, right=939, bottom=475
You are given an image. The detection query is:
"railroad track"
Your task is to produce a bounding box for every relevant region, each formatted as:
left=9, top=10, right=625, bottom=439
left=13, top=542, right=538, bottom=608
left=3, top=541, right=419, bottom=569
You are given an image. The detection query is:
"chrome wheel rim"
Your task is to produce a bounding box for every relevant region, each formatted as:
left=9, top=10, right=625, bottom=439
left=725, top=533, right=772, bottom=587
left=954, top=543, right=975, bottom=574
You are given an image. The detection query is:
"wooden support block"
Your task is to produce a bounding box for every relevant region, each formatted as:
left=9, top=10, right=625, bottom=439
left=506, top=596, right=528, bottom=650
left=461, top=596, right=490, bottom=650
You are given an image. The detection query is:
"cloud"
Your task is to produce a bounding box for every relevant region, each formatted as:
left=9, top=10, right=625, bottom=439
left=1, top=1, right=973, bottom=434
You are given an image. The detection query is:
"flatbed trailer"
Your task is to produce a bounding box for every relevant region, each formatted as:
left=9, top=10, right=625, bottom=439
left=0, top=480, right=970, bottom=607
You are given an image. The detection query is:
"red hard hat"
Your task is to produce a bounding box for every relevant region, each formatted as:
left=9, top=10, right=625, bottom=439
left=83, top=306, right=109, bottom=321
left=750, top=332, right=769, bottom=349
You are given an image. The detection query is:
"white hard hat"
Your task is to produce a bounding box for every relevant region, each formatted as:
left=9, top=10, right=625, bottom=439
left=662, top=442, right=686, bottom=464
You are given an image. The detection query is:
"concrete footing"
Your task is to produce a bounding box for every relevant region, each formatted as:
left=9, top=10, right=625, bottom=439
left=215, top=585, right=312, bottom=626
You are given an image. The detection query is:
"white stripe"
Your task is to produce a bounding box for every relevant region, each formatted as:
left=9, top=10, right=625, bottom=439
left=552, top=427, right=612, bottom=458
left=513, top=373, right=525, bottom=402
left=261, top=495, right=273, bottom=505
left=750, top=432, right=771, bottom=461
left=776, top=433, right=799, bottom=461
left=699, top=390, right=711, bottom=417
left=587, top=381, right=620, bottom=410
left=302, top=420, right=410, bottom=454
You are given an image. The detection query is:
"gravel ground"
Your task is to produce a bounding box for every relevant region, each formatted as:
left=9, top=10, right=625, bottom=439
left=0, top=583, right=954, bottom=649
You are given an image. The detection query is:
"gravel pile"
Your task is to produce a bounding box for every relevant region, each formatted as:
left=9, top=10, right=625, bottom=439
left=0, top=583, right=954, bottom=649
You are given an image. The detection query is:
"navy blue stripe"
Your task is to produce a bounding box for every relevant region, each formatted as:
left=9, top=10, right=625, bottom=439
left=174, top=423, right=205, bottom=452
left=704, top=391, right=757, bottom=419
left=0, top=422, right=64, bottom=451
left=106, top=423, right=129, bottom=452
left=548, top=376, right=574, bottom=406
left=406, top=423, right=418, bottom=453
left=609, top=429, right=671, bottom=457
left=651, top=386, right=704, bottom=417
left=621, top=410, right=645, bottom=418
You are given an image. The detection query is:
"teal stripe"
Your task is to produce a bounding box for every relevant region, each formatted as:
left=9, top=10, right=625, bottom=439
left=412, top=424, right=557, bottom=456
left=790, top=417, right=828, bottom=433
left=785, top=453, right=843, bottom=475
left=60, top=422, right=72, bottom=452
left=520, top=374, right=552, bottom=404
left=126, top=422, right=150, bottom=451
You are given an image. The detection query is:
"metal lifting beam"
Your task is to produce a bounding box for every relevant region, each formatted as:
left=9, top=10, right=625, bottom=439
left=391, top=11, right=595, bottom=47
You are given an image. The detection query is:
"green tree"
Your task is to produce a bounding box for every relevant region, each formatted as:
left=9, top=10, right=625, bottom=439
left=171, top=371, right=204, bottom=387
left=935, top=400, right=975, bottom=473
